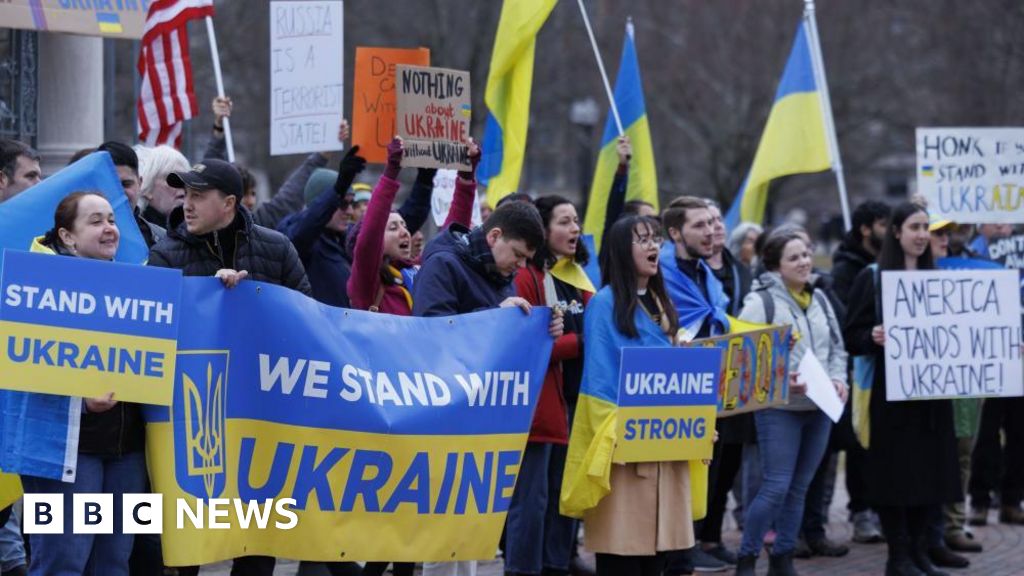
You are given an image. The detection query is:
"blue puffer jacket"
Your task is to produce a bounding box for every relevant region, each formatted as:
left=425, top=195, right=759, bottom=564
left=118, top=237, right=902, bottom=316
left=412, top=224, right=516, bottom=317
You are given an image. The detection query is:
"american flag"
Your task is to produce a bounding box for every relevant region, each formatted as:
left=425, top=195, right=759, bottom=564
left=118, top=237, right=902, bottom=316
left=136, top=0, right=215, bottom=147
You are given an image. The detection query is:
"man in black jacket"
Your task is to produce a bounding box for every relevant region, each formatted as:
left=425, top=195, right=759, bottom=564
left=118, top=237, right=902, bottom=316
left=831, top=201, right=889, bottom=304
left=149, top=159, right=311, bottom=297
left=150, top=160, right=309, bottom=576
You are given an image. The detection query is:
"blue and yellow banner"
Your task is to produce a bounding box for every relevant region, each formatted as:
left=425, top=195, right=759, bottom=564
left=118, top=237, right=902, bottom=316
left=0, top=152, right=149, bottom=267
left=725, top=21, right=832, bottom=229
left=687, top=324, right=793, bottom=416
left=613, top=347, right=721, bottom=463
left=478, top=0, right=557, bottom=206
left=583, top=19, right=659, bottom=250
left=145, top=278, right=553, bottom=564
left=0, top=250, right=181, bottom=405
left=0, top=1, right=147, bottom=39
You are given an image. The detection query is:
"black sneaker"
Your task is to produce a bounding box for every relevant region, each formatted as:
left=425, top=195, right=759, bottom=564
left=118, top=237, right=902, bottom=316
left=808, top=537, right=850, bottom=557
left=690, top=548, right=729, bottom=573
left=702, top=544, right=737, bottom=566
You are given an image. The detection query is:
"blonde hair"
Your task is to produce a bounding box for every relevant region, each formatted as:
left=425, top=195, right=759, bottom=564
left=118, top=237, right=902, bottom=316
left=134, top=145, right=189, bottom=206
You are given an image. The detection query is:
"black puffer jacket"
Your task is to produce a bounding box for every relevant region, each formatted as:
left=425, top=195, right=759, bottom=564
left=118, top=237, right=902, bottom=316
left=149, top=205, right=312, bottom=295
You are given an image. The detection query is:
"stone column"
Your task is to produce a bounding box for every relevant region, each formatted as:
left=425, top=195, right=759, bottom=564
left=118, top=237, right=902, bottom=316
left=36, top=33, right=104, bottom=175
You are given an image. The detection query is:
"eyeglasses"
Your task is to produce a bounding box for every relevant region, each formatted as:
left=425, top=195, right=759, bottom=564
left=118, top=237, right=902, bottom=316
left=633, top=235, right=663, bottom=248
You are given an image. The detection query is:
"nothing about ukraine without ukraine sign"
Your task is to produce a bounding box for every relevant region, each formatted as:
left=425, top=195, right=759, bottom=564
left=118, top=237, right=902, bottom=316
left=0, top=250, right=182, bottom=405
left=613, top=347, right=722, bottom=463
left=144, top=278, right=552, bottom=564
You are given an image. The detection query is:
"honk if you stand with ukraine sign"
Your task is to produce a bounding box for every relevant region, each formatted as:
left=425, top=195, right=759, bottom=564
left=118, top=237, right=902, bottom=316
left=144, top=278, right=552, bottom=564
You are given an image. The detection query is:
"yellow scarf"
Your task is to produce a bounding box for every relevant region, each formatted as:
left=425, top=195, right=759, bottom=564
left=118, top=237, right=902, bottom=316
left=387, top=265, right=414, bottom=311
left=788, top=286, right=812, bottom=310
left=550, top=257, right=596, bottom=294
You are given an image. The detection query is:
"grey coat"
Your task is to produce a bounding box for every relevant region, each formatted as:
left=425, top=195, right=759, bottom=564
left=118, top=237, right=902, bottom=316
left=739, top=272, right=848, bottom=411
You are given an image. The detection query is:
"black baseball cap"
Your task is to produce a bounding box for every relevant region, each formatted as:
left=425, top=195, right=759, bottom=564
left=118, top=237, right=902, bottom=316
left=167, top=159, right=243, bottom=200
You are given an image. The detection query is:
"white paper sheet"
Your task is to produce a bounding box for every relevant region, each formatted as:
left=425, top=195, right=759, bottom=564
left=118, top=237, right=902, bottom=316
left=798, top=350, right=844, bottom=423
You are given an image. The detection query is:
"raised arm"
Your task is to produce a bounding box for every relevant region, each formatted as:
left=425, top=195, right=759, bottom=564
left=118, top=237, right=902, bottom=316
left=444, top=137, right=481, bottom=230
left=348, top=139, right=403, bottom=310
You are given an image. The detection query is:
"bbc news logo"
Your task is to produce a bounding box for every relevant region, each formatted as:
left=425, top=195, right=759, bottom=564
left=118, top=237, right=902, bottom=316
left=23, top=494, right=298, bottom=534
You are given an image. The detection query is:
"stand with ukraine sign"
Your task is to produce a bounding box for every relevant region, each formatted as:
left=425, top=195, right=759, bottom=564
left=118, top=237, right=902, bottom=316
left=613, top=347, right=722, bottom=463
left=146, top=279, right=553, bottom=564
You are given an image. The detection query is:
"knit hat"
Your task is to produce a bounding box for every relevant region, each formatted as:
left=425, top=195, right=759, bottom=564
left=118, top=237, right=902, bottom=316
left=303, top=168, right=338, bottom=204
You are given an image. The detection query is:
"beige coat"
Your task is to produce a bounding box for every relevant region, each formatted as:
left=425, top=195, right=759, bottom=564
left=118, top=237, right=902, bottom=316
left=583, top=461, right=695, bottom=556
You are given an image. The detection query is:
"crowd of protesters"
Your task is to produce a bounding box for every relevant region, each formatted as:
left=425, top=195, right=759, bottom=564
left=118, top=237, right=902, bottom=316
left=0, top=95, right=1021, bottom=576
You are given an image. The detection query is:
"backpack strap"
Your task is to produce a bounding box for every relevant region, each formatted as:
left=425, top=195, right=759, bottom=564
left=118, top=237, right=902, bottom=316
left=757, top=289, right=775, bottom=325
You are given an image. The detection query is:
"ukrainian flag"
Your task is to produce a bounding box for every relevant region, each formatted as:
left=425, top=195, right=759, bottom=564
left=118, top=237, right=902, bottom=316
left=478, top=0, right=557, bottom=208
left=583, top=20, right=658, bottom=251
left=96, top=11, right=124, bottom=34
left=725, top=22, right=831, bottom=229
left=0, top=472, right=21, bottom=510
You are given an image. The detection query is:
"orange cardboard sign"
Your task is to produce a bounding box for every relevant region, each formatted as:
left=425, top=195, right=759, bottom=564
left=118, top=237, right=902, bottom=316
left=352, top=46, right=431, bottom=163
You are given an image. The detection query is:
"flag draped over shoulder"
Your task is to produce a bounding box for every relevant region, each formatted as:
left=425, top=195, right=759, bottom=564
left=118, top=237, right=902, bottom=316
left=136, top=0, right=214, bottom=147
left=725, top=22, right=831, bottom=229
left=583, top=20, right=658, bottom=250
left=0, top=152, right=148, bottom=266
left=478, top=0, right=557, bottom=208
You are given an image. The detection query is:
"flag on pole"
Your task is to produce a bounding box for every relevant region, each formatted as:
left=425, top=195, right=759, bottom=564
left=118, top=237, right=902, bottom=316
left=478, top=0, right=557, bottom=208
left=725, top=22, right=831, bottom=229
left=582, top=20, right=658, bottom=251
left=136, top=0, right=215, bottom=148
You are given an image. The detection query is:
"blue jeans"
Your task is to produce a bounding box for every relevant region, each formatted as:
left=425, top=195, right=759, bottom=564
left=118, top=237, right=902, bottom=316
left=740, top=410, right=831, bottom=557
left=0, top=503, right=26, bottom=571
left=504, top=442, right=576, bottom=574
left=21, top=451, right=147, bottom=576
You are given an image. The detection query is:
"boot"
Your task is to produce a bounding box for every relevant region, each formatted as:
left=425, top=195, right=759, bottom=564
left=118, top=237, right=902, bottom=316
left=911, top=539, right=950, bottom=576
left=886, top=542, right=926, bottom=576
left=928, top=546, right=969, bottom=569
left=734, top=555, right=757, bottom=576
left=999, top=505, right=1024, bottom=525
left=766, top=553, right=798, bottom=576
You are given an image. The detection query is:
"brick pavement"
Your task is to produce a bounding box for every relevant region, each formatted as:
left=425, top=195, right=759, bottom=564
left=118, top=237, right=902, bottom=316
left=203, top=486, right=1024, bottom=576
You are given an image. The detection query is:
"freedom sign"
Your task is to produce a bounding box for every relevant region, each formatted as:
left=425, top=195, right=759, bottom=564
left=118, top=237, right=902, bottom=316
left=613, top=347, right=721, bottom=463
left=0, top=250, right=182, bottom=405
left=917, top=127, right=1024, bottom=224
left=145, top=278, right=552, bottom=564
left=686, top=325, right=793, bottom=416
left=882, top=269, right=1023, bottom=401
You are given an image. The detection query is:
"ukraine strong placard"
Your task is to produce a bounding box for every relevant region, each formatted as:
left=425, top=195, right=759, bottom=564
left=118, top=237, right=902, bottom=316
left=613, top=347, right=722, bottom=463
left=0, top=250, right=182, bottom=405
left=145, top=278, right=553, bottom=564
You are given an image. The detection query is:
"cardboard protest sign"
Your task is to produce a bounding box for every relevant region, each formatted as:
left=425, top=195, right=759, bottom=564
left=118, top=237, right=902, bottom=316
left=430, top=169, right=483, bottom=228
left=0, top=251, right=182, bottom=405
left=613, top=347, right=721, bottom=463
left=686, top=325, right=793, bottom=416
left=270, top=1, right=345, bottom=156
left=882, top=269, right=1023, bottom=401
left=917, top=127, right=1024, bottom=224
left=352, top=47, right=431, bottom=163
left=396, top=64, right=472, bottom=170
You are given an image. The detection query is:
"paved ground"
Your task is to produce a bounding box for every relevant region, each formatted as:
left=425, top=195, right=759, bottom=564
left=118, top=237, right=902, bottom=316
left=202, top=479, right=1024, bottom=576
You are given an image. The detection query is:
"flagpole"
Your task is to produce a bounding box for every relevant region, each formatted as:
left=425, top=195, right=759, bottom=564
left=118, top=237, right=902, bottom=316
left=576, top=0, right=623, bottom=136
left=205, top=16, right=235, bottom=162
left=803, top=0, right=850, bottom=231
